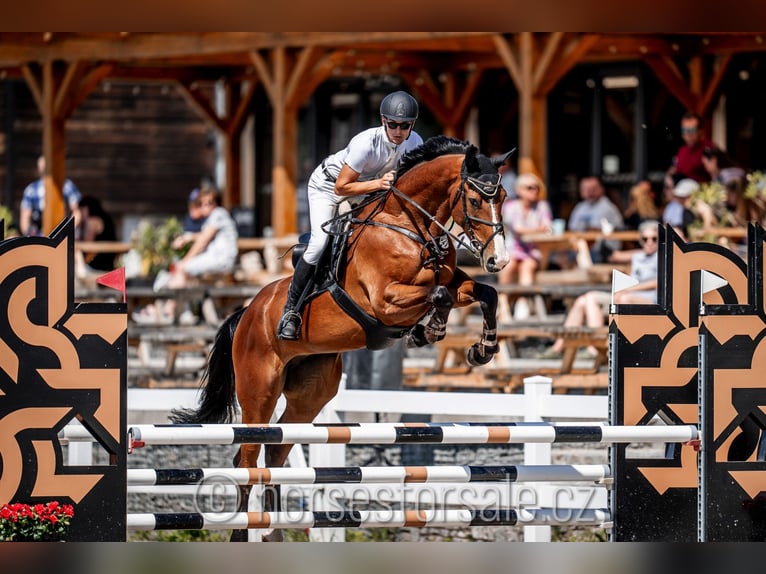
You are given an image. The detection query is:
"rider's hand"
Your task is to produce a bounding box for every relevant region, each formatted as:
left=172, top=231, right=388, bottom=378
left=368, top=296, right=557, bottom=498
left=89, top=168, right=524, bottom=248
left=379, top=170, right=396, bottom=190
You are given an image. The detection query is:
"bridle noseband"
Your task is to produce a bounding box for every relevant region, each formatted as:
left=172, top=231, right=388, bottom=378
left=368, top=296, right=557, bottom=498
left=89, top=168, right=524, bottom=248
left=453, top=170, right=505, bottom=259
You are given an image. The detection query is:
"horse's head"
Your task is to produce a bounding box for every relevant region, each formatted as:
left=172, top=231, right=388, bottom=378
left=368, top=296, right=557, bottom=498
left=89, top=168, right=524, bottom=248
left=453, top=145, right=514, bottom=273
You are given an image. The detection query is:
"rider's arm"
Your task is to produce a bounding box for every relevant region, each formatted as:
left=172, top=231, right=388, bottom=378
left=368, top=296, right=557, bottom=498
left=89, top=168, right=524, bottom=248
left=334, top=164, right=394, bottom=197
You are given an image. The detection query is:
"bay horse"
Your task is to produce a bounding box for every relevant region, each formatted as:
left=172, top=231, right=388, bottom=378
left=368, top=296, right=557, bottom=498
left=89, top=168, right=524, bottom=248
left=171, top=136, right=513, bottom=540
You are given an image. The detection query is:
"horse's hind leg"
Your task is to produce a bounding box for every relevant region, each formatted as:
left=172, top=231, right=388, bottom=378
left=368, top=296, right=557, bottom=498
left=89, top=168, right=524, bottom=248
left=229, top=363, right=287, bottom=542
left=258, top=353, right=344, bottom=541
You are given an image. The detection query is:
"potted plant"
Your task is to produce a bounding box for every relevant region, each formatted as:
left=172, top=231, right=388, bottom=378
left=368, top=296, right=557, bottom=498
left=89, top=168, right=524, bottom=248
left=129, top=216, right=187, bottom=281
left=0, top=501, right=74, bottom=542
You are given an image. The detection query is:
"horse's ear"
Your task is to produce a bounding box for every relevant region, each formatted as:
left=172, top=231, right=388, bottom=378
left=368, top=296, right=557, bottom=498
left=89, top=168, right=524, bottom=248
left=491, top=147, right=517, bottom=169
left=464, top=144, right=479, bottom=172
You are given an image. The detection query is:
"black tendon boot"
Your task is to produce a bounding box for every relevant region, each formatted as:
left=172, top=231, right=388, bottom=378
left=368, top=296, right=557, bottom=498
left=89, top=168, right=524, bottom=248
left=277, top=257, right=316, bottom=340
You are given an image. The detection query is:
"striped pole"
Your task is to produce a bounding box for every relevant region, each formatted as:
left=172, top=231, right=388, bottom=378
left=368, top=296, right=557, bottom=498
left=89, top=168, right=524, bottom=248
left=128, top=423, right=697, bottom=450
left=127, top=464, right=611, bottom=486
left=127, top=508, right=611, bottom=531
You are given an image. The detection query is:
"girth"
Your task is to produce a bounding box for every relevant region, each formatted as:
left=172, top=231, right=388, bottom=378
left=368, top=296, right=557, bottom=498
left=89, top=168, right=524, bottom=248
left=326, top=283, right=408, bottom=350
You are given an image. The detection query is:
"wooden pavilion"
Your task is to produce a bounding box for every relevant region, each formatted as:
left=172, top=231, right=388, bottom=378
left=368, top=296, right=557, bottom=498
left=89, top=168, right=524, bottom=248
left=0, top=32, right=764, bottom=237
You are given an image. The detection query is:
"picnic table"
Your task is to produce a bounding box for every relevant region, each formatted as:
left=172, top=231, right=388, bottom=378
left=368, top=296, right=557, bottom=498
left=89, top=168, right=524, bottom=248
left=519, top=230, right=641, bottom=270
left=403, top=325, right=609, bottom=394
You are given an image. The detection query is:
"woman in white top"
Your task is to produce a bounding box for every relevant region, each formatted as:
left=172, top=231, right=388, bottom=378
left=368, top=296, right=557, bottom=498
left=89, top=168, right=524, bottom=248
left=278, top=91, right=424, bottom=340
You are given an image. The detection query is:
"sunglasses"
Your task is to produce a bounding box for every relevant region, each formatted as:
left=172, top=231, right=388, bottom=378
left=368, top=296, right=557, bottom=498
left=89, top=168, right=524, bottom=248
left=384, top=120, right=413, bottom=131
left=681, top=127, right=698, bottom=134
left=640, top=236, right=658, bottom=243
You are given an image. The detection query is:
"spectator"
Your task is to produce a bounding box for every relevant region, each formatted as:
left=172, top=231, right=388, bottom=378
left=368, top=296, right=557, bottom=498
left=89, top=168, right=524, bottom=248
left=132, top=187, right=239, bottom=324
left=701, top=145, right=743, bottom=186
left=497, top=172, right=552, bottom=319
left=567, top=175, right=624, bottom=262
left=77, top=195, right=117, bottom=272
left=19, top=155, right=81, bottom=237
left=663, top=178, right=699, bottom=240
left=538, top=219, right=660, bottom=359
left=622, top=180, right=660, bottom=230
left=674, top=112, right=713, bottom=183
left=182, top=187, right=206, bottom=233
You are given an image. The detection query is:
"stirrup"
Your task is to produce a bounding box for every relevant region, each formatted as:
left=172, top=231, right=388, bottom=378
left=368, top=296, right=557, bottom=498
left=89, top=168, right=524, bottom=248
left=277, top=310, right=303, bottom=340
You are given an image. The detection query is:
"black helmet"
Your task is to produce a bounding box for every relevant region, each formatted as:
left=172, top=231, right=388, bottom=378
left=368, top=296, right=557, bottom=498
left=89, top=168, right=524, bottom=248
left=380, top=91, right=419, bottom=122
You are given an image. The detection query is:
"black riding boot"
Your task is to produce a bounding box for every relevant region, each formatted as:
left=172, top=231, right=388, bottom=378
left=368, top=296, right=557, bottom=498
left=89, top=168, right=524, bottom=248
left=277, top=257, right=316, bottom=340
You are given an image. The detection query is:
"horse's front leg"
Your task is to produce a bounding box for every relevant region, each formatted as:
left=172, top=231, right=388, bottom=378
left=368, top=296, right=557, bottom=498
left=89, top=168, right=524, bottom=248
left=404, top=285, right=454, bottom=348
left=451, top=271, right=499, bottom=366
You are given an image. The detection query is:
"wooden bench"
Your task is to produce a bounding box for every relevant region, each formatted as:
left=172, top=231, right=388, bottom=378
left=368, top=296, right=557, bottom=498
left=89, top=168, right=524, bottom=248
left=132, top=325, right=217, bottom=377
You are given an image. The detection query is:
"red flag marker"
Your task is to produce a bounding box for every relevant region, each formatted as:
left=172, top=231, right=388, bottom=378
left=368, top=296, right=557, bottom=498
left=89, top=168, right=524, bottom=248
left=96, top=267, right=126, bottom=303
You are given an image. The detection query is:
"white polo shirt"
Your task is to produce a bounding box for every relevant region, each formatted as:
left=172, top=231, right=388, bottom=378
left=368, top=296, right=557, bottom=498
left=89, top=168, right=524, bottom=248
left=319, top=126, right=423, bottom=187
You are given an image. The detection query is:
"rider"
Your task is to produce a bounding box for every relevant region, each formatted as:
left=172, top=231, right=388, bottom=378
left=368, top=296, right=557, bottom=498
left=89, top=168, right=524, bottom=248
left=277, top=90, right=424, bottom=340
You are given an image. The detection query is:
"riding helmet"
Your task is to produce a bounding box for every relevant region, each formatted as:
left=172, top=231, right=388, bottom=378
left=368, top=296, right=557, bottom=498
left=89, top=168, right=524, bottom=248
left=380, top=91, right=419, bottom=121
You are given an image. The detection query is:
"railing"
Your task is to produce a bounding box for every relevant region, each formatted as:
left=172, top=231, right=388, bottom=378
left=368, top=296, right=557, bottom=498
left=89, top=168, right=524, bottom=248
left=65, top=376, right=610, bottom=542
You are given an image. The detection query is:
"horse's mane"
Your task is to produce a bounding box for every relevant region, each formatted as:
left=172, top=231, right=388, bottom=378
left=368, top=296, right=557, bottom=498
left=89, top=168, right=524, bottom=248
left=397, top=135, right=472, bottom=178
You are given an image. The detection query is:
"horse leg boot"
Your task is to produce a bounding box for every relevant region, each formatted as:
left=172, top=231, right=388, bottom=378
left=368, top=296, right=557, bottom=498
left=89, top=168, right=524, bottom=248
left=277, top=257, right=316, bottom=340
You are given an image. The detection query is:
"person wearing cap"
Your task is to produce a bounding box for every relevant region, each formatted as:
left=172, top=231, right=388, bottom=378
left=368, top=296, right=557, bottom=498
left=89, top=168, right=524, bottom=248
left=662, top=178, right=698, bottom=240
left=277, top=90, right=424, bottom=340
left=182, top=187, right=205, bottom=234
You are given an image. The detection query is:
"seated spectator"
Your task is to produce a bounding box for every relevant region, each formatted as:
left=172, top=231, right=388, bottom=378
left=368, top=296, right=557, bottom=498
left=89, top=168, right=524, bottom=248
left=538, top=219, right=659, bottom=359
left=77, top=195, right=118, bottom=272
left=622, top=180, right=660, bottom=230
left=132, top=187, right=239, bottom=324
left=568, top=175, right=625, bottom=262
left=497, top=172, right=552, bottom=319
left=663, top=177, right=698, bottom=240
left=20, top=155, right=81, bottom=237
left=701, top=145, right=745, bottom=189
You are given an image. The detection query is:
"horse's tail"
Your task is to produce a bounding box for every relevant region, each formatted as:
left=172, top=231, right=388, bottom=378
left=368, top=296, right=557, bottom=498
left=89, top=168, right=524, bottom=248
left=169, top=307, right=247, bottom=424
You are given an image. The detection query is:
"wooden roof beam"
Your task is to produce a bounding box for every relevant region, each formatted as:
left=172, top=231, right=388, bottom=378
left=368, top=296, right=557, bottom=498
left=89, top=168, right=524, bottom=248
left=176, top=79, right=227, bottom=132
left=644, top=55, right=698, bottom=113
left=535, top=33, right=600, bottom=96
left=0, top=32, right=491, bottom=65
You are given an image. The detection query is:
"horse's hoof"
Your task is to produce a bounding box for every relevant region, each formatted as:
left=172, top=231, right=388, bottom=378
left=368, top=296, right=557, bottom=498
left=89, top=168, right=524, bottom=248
left=230, top=529, right=249, bottom=542
left=466, top=343, right=497, bottom=366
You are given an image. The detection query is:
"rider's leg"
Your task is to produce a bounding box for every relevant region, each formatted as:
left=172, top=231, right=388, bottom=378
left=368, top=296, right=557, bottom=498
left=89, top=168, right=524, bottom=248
left=277, top=255, right=316, bottom=340
left=276, top=176, right=335, bottom=340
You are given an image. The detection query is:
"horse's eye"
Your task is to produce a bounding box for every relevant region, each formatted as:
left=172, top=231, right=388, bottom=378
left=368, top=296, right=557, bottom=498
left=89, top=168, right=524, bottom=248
left=469, top=197, right=481, bottom=209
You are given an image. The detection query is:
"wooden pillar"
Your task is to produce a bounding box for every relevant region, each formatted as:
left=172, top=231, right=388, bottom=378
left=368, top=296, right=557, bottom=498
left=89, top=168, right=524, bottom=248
left=518, top=33, right=536, bottom=175
left=40, top=62, right=66, bottom=235
left=223, top=134, right=241, bottom=209
left=496, top=33, right=598, bottom=180
left=177, top=77, right=258, bottom=210
left=22, top=60, right=111, bottom=236
left=269, top=48, right=297, bottom=236
left=251, top=46, right=323, bottom=237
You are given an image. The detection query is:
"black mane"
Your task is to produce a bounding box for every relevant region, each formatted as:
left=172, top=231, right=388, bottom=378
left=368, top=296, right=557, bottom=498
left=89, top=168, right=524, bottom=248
left=397, top=135, right=472, bottom=178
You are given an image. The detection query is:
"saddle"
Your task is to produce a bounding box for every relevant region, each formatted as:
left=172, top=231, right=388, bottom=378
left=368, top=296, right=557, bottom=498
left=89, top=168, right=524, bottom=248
left=290, top=202, right=411, bottom=350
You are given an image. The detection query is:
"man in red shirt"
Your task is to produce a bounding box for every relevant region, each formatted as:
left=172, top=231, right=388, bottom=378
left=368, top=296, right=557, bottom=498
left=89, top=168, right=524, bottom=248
left=674, top=112, right=713, bottom=183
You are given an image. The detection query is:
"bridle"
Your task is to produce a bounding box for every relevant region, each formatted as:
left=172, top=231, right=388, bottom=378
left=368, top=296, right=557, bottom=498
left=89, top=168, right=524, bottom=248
left=323, top=158, right=505, bottom=265
left=452, top=167, right=505, bottom=259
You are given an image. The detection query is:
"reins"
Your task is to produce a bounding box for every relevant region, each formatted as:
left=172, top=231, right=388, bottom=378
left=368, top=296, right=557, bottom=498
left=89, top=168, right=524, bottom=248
left=320, top=159, right=504, bottom=267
